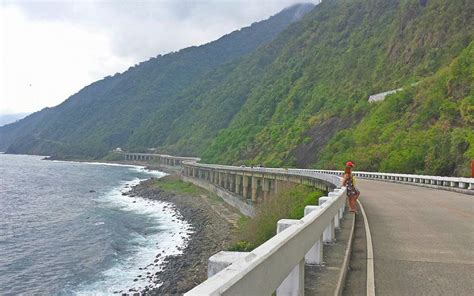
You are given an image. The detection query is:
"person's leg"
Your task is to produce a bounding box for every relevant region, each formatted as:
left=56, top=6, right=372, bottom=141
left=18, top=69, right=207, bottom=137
left=348, top=195, right=356, bottom=212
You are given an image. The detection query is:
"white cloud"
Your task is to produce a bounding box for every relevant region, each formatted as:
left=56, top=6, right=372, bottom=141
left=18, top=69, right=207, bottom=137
left=0, top=5, right=134, bottom=114
left=0, top=0, right=316, bottom=114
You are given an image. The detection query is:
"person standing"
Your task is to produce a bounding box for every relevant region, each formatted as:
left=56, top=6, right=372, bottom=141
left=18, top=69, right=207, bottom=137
left=341, top=161, right=360, bottom=213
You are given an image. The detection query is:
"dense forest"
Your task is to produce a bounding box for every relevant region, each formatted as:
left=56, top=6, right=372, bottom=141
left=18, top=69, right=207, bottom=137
left=1, top=0, right=473, bottom=176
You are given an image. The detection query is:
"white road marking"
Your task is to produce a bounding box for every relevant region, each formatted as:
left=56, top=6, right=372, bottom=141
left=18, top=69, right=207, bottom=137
left=358, top=200, right=376, bottom=296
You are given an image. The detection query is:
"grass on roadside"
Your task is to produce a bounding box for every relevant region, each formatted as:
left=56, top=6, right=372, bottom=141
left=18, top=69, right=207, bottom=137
left=153, top=175, right=206, bottom=196
left=228, top=184, right=325, bottom=252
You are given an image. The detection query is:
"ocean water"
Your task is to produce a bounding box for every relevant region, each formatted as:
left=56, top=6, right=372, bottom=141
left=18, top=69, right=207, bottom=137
left=0, top=154, right=191, bottom=295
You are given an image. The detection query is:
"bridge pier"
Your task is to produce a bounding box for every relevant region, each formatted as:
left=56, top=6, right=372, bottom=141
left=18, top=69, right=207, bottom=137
left=235, top=175, right=242, bottom=195
left=251, top=177, right=258, bottom=203
left=262, top=178, right=271, bottom=202
left=242, top=176, right=249, bottom=200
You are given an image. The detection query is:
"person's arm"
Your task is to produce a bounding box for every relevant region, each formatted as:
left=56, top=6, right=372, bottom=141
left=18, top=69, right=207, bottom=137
left=341, top=174, right=348, bottom=187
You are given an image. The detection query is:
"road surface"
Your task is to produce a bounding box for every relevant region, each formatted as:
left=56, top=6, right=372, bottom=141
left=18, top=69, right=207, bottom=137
left=348, top=179, right=474, bottom=295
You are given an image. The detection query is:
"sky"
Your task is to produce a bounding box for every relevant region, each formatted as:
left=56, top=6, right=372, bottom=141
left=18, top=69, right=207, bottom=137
left=0, top=0, right=317, bottom=115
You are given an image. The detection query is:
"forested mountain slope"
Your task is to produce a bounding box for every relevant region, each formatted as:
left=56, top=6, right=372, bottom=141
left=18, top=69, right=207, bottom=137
left=2, top=0, right=473, bottom=176
left=198, top=0, right=473, bottom=176
left=0, top=3, right=314, bottom=156
left=318, top=42, right=473, bottom=176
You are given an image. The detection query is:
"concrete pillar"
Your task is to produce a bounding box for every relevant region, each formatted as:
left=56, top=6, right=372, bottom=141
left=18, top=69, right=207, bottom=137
left=229, top=174, right=235, bottom=192
left=242, top=176, right=249, bottom=200
left=207, top=251, right=250, bottom=278
left=235, top=175, right=241, bottom=195
left=304, top=206, right=323, bottom=265
left=262, top=178, right=270, bottom=202
left=276, top=219, right=304, bottom=296
left=319, top=197, right=335, bottom=243
left=251, top=177, right=258, bottom=203
left=273, top=179, right=279, bottom=196
left=225, top=173, right=229, bottom=189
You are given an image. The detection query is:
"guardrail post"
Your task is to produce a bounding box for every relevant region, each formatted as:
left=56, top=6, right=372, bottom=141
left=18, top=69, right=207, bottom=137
left=304, top=206, right=324, bottom=265
left=328, top=192, right=341, bottom=229
left=276, top=219, right=304, bottom=296
left=319, top=197, right=335, bottom=243
left=207, top=251, right=250, bottom=278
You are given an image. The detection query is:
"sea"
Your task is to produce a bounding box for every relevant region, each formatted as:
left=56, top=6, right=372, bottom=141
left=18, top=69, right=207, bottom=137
left=0, top=154, right=191, bottom=295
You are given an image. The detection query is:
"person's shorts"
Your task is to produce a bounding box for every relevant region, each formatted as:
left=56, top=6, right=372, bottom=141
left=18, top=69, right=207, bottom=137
left=347, top=187, right=360, bottom=197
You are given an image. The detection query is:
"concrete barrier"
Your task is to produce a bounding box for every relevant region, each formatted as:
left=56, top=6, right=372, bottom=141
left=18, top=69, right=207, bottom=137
left=185, top=184, right=346, bottom=295
left=120, top=151, right=472, bottom=294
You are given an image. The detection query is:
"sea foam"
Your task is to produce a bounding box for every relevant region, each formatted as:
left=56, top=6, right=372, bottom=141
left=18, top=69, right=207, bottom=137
left=74, top=174, right=190, bottom=295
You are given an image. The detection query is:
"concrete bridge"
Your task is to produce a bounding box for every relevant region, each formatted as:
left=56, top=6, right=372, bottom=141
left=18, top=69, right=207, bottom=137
left=122, top=152, right=199, bottom=166
left=123, top=152, right=474, bottom=295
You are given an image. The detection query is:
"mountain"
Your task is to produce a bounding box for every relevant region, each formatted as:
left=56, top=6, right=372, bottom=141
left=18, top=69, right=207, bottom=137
left=0, top=3, right=315, bottom=156
left=196, top=0, right=473, bottom=176
left=0, top=113, right=29, bottom=127
left=1, top=0, right=473, bottom=176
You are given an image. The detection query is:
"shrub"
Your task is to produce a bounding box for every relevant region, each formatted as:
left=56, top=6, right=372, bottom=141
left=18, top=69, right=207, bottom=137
left=229, top=184, right=324, bottom=251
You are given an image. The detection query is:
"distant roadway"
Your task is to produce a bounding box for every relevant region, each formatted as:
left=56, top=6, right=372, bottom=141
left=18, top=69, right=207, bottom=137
left=353, top=180, right=474, bottom=295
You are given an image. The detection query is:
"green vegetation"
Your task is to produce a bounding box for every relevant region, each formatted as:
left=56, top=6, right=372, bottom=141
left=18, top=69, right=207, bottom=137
left=153, top=176, right=206, bottom=196
left=1, top=1, right=472, bottom=176
left=229, top=185, right=324, bottom=251
left=200, top=0, right=473, bottom=176
left=317, top=42, right=474, bottom=176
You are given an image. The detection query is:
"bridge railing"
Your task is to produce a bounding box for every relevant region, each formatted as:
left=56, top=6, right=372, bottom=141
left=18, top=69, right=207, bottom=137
left=310, top=169, right=474, bottom=191
left=184, top=164, right=346, bottom=295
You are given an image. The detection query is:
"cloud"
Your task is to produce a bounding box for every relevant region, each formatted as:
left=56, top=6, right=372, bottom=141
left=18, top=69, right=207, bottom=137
left=0, top=0, right=317, bottom=114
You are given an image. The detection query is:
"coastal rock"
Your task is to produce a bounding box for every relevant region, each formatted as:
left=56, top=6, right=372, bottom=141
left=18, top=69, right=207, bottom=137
left=125, top=177, right=238, bottom=295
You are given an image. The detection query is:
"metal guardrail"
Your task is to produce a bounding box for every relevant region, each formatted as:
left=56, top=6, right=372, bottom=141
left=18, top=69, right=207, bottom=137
left=311, top=169, right=474, bottom=191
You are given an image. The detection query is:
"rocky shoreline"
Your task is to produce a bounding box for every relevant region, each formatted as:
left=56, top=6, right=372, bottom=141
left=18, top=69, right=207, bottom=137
left=124, top=177, right=239, bottom=295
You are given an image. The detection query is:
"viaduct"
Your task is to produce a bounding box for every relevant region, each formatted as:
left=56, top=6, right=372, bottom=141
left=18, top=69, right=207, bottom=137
left=122, top=152, right=474, bottom=295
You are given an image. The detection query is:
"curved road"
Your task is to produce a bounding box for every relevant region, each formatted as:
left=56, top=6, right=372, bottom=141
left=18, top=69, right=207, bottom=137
left=357, top=179, right=474, bottom=295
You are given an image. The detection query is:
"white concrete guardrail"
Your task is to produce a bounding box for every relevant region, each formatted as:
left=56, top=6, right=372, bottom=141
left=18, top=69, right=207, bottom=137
left=310, top=169, right=474, bottom=192
left=183, top=163, right=346, bottom=296
left=122, top=152, right=473, bottom=294
left=179, top=164, right=472, bottom=295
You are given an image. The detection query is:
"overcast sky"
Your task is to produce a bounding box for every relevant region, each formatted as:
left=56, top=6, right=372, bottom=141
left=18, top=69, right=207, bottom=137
left=0, top=0, right=317, bottom=115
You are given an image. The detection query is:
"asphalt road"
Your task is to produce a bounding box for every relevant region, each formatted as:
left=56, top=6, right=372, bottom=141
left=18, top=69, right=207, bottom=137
left=355, top=179, right=474, bottom=295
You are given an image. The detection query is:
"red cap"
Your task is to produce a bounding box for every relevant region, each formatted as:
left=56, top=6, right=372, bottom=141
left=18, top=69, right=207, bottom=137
left=346, top=161, right=354, bottom=167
